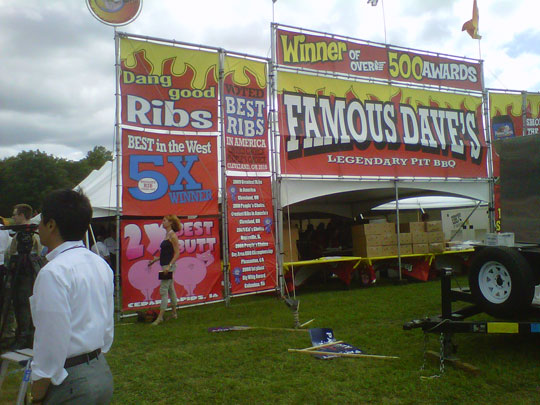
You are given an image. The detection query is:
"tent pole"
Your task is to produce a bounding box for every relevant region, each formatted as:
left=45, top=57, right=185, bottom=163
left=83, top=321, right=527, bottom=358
left=481, top=61, right=495, bottom=233
left=270, top=23, right=285, bottom=298
left=114, top=28, right=122, bottom=320
left=218, top=50, right=232, bottom=307
left=394, top=180, right=402, bottom=281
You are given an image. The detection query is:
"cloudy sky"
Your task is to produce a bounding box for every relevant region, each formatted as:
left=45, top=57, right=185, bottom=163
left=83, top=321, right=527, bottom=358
left=1, top=0, right=539, bottom=161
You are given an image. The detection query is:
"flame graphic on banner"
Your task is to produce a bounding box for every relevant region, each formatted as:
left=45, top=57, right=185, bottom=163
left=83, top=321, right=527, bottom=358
left=121, top=50, right=218, bottom=96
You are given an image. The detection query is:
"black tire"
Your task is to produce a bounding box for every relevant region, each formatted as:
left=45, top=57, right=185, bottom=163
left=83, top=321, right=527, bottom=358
left=468, top=247, right=535, bottom=319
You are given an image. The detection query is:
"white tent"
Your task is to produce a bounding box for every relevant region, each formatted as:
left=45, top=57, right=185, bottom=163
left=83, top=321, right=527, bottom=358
left=280, top=177, right=490, bottom=217
left=76, top=160, right=119, bottom=218
left=372, top=196, right=488, bottom=211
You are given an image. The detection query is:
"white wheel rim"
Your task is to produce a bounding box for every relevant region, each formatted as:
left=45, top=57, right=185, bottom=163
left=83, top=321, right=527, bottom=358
left=478, top=261, right=512, bottom=304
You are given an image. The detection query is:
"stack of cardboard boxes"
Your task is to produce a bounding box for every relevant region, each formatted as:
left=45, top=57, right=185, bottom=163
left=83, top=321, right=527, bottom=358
left=352, top=222, right=412, bottom=257
left=400, top=220, right=445, bottom=254
left=352, top=220, right=446, bottom=257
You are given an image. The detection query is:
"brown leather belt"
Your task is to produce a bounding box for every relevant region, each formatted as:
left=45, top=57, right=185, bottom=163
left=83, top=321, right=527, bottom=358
left=64, top=348, right=101, bottom=368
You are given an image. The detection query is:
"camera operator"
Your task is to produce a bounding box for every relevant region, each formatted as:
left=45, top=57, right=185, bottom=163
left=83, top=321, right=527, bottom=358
left=6, top=203, right=42, bottom=349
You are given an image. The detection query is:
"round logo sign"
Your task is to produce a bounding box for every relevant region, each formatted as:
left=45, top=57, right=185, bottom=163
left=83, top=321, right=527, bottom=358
left=138, top=178, right=158, bottom=194
left=86, top=0, right=142, bottom=26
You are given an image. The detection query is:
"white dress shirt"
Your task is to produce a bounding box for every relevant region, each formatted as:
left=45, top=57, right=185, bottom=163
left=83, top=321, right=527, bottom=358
left=104, top=236, right=118, bottom=255
left=91, top=240, right=110, bottom=259
left=0, top=229, right=11, bottom=266
left=30, top=240, right=114, bottom=385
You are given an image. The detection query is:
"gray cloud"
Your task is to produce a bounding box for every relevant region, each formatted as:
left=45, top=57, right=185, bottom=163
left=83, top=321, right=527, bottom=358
left=504, top=31, right=540, bottom=58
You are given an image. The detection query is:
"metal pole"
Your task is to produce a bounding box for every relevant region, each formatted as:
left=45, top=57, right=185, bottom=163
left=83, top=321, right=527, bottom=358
left=270, top=23, right=285, bottom=297
left=522, top=91, right=527, bottom=138
left=113, top=28, right=122, bottom=320
left=481, top=60, right=495, bottom=233
left=394, top=180, right=402, bottom=281
left=218, top=50, right=231, bottom=307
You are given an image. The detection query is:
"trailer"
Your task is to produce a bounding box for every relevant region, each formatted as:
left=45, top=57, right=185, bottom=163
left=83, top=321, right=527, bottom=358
left=404, top=134, right=540, bottom=372
left=468, top=134, right=540, bottom=318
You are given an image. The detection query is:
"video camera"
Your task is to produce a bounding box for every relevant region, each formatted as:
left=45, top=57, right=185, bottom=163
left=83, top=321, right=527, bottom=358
left=0, top=223, right=38, bottom=232
left=1, top=224, right=38, bottom=256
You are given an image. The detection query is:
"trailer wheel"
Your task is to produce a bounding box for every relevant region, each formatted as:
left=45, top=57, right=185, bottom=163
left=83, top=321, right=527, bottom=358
left=469, top=247, right=535, bottom=318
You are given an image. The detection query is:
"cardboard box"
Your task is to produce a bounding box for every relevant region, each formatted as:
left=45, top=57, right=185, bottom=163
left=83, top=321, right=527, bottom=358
left=353, top=244, right=384, bottom=257
left=427, top=231, right=445, bottom=243
left=361, top=234, right=382, bottom=246
left=399, top=233, right=412, bottom=244
left=412, top=232, right=429, bottom=244
left=413, top=243, right=429, bottom=254
left=425, top=220, right=443, bottom=232
left=401, top=221, right=426, bottom=233
left=354, top=222, right=396, bottom=235
left=379, top=233, right=398, bottom=246
left=429, top=242, right=445, bottom=253
left=485, top=232, right=514, bottom=247
left=398, top=244, right=413, bottom=255
left=381, top=245, right=398, bottom=256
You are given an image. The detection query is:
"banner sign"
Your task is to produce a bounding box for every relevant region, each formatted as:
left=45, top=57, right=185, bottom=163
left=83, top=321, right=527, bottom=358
left=276, top=28, right=482, bottom=92
left=525, top=94, right=540, bottom=137
left=226, top=176, right=276, bottom=294
left=120, top=38, right=219, bottom=132
left=278, top=71, right=487, bottom=178
left=489, top=91, right=540, bottom=231
left=223, top=56, right=270, bottom=172
left=121, top=218, right=223, bottom=311
left=122, top=129, right=218, bottom=216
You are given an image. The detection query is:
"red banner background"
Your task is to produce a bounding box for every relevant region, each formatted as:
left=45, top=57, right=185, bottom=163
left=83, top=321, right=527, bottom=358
left=121, top=218, right=223, bottom=311
left=276, top=28, right=482, bottom=92
left=122, top=129, right=218, bottom=216
left=226, top=176, right=276, bottom=294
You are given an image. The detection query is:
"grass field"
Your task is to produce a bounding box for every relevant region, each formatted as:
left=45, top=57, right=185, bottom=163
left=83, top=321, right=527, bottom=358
left=2, top=276, right=540, bottom=404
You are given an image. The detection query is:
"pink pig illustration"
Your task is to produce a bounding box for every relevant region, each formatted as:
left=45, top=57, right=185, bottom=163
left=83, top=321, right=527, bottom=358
left=173, top=250, right=214, bottom=296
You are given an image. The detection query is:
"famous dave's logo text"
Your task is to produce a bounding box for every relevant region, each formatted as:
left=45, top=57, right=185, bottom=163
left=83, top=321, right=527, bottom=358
left=281, top=90, right=483, bottom=165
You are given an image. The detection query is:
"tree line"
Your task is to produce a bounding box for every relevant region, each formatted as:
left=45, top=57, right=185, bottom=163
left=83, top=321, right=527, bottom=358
left=0, top=146, right=113, bottom=218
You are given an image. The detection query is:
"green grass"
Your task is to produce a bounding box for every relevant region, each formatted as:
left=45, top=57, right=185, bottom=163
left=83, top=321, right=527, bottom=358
left=2, top=277, right=540, bottom=404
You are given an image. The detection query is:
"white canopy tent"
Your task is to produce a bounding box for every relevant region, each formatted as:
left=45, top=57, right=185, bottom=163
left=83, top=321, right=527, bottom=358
left=76, top=160, right=119, bottom=218
left=280, top=177, right=490, bottom=218
left=372, top=196, right=488, bottom=211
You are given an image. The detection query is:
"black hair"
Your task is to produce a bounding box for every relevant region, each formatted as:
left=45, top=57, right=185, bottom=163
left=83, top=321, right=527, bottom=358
left=41, top=189, right=92, bottom=241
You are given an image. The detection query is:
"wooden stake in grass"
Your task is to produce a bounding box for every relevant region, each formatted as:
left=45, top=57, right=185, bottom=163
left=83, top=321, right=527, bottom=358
left=208, top=325, right=310, bottom=333
left=288, top=348, right=399, bottom=359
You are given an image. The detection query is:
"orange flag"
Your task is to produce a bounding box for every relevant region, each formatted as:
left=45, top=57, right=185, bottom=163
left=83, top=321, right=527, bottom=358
left=462, top=0, right=482, bottom=39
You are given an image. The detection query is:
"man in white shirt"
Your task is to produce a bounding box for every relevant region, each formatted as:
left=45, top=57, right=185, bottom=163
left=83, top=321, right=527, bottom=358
left=30, top=189, right=114, bottom=404
left=90, top=231, right=111, bottom=265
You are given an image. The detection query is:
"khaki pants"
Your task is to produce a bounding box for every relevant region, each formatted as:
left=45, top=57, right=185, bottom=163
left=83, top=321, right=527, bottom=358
left=44, top=354, right=113, bottom=405
left=159, top=264, right=177, bottom=311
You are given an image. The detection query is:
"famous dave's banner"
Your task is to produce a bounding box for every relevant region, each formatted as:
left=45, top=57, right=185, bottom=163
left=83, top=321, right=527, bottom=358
left=226, top=176, right=276, bottom=294
left=122, top=128, right=218, bottom=216
left=120, top=38, right=219, bottom=132
left=276, top=28, right=483, bottom=92
left=278, top=71, right=487, bottom=178
left=121, top=218, right=222, bottom=311
left=223, top=56, right=270, bottom=172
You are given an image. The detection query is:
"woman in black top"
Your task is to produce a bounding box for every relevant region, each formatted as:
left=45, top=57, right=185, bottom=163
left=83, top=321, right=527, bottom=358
left=148, top=215, right=180, bottom=325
